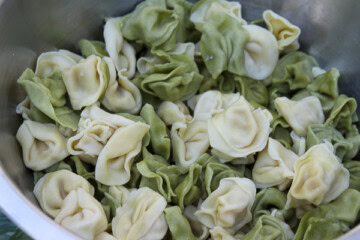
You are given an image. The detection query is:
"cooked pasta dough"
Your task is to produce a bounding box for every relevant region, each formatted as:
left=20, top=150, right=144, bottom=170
left=253, top=138, right=298, bottom=190
left=286, top=143, right=349, bottom=211
left=208, top=96, right=273, bottom=162
left=62, top=55, right=109, bottom=110
left=112, top=187, right=168, bottom=240
left=16, top=120, right=69, bottom=170
left=275, top=96, right=325, bottom=137
left=54, top=188, right=108, bottom=240
left=33, top=170, right=94, bottom=218
left=195, top=177, right=256, bottom=233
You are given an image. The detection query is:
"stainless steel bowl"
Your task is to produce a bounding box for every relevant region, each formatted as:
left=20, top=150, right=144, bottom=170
left=0, top=0, right=359, bottom=239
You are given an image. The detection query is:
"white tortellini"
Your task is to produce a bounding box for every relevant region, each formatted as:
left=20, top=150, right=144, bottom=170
left=35, top=49, right=82, bottom=78
left=112, top=187, right=168, bottom=240
left=62, top=55, right=108, bottom=110
left=252, top=138, right=299, bottom=191
left=184, top=205, right=209, bottom=240
left=16, top=120, right=69, bottom=171
left=55, top=188, right=108, bottom=240
left=190, top=0, right=247, bottom=31
left=67, top=104, right=134, bottom=164
left=157, top=101, right=192, bottom=126
left=208, top=96, right=273, bottom=162
left=189, top=90, right=240, bottom=121
left=195, top=177, right=256, bottom=233
left=243, top=24, right=279, bottom=80
left=33, top=170, right=94, bottom=218
left=101, top=57, right=142, bottom=114
left=275, top=96, right=325, bottom=137
left=285, top=143, right=349, bottom=210
left=263, top=10, right=301, bottom=52
left=95, top=121, right=149, bottom=185
left=171, top=120, right=210, bottom=171
left=104, top=17, right=136, bottom=78
left=290, top=131, right=306, bottom=156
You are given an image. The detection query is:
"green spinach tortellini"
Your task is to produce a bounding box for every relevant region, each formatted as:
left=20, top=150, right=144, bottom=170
left=242, top=215, right=294, bottom=240
left=120, top=0, right=179, bottom=51
left=293, top=189, right=360, bottom=240
left=17, top=69, right=80, bottom=131
left=133, top=44, right=203, bottom=101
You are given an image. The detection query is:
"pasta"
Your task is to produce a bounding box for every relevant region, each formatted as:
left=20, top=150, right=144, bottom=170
left=286, top=143, right=349, bottom=213
left=253, top=138, right=298, bottom=190
left=16, top=120, right=69, bottom=170
left=112, top=187, right=168, bottom=240
left=103, top=17, right=136, bottom=78
left=208, top=96, right=273, bottom=162
left=35, top=50, right=82, bottom=78
left=33, top=170, right=94, bottom=218
left=190, top=0, right=246, bottom=32
left=195, top=177, right=256, bottom=233
left=101, top=58, right=142, bottom=114
left=14, top=0, right=360, bottom=239
left=275, top=96, right=324, bottom=137
left=54, top=188, right=108, bottom=240
left=263, top=10, right=301, bottom=52
left=62, top=55, right=109, bottom=110
left=95, top=121, right=149, bottom=185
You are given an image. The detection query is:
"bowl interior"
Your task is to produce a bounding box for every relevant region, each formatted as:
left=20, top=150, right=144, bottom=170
left=0, top=0, right=359, bottom=239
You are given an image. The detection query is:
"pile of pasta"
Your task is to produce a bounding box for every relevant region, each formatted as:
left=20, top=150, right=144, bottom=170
left=14, top=0, right=360, bottom=239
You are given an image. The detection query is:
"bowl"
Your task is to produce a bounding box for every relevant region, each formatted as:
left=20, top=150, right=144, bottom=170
left=0, top=0, right=359, bottom=239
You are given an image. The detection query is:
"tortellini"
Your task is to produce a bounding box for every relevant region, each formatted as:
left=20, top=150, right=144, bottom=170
left=67, top=105, right=134, bottom=163
left=33, top=170, right=94, bottom=218
left=112, top=187, right=168, bottom=240
left=54, top=188, right=108, bottom=240
left=294, top=189, right=360, bottom=240
left=103, top=17, right=136, bottom=78
left=263, top=10, right=301, bottom=52
left=243, top=24, right=279, bottom=80
left=101, top=58, right=142, bottom=114
left=286, top=143, right=349, bottom=212
left=95, top=121, right=149, bottom=185
left=62, top=55, right=109, bottom=110
left=17, top=69, right=80, bottom=131
left=171, top=120, right=210, bottom=170
left=242, top=215, right=294, bottom=240
left=190, top=0, right=246, bottom=31
left=120, top=0, right=179, bottom=51
left=133, top=46, right=203, bottom=102
left=16, top=120, right=69, bottom=170
left=208, top=96, right=273, bottom=162
left=157, top=101, right=192, bottom=125
left=253, top=138, right=298, bottom=190
left=195, top=177, right=256, bottom=233
left=275, top=96, right=324, bottom=137
left=35, top=50, right=82, bottom=78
